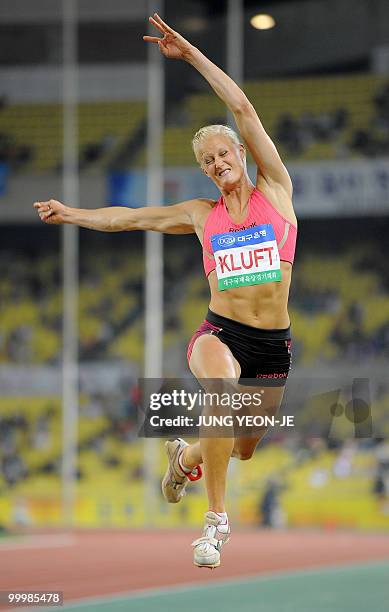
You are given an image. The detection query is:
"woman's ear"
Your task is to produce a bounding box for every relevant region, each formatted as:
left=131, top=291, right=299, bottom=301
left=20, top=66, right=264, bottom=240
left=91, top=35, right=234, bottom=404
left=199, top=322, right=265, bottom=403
left=239, top=144, right=246, bottom=160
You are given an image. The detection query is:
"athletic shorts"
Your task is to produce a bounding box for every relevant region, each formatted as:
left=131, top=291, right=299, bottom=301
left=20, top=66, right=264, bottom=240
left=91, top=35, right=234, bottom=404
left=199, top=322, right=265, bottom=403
left=187, top=309, right=292, bottom=386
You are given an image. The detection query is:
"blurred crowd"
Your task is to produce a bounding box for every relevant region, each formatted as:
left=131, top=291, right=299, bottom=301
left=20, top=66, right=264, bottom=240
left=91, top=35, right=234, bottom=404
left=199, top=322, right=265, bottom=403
left=1, top=78, right=389, bottom=175
left=351, top=81, right=389, bottom=157
left=0, top=408, right=53, bottom=489
left=0, top=388, right=140, bottom=493
left=1, top=231, right=389, bottom=367
left=276, top=81, right=389, bottom=159
left=258, top=437, right=389, bottom=528
left=276, top=107, right=348, bottom=157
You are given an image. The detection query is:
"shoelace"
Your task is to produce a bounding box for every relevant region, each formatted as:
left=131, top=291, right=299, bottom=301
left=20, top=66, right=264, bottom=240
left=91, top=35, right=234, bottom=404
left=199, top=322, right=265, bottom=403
left=192, top=525, right=230, bottom=552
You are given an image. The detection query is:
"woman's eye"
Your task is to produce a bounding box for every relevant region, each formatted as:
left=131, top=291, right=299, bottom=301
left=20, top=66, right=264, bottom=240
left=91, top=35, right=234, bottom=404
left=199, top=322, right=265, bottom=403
left=205, top=159, right=213, bottom=165
left=221, top=151, right=227, bottom=156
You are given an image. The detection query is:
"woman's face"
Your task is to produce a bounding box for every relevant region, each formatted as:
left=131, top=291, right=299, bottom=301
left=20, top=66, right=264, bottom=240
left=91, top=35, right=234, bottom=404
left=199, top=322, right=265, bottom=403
left=199, top=135, right=246, bottom=191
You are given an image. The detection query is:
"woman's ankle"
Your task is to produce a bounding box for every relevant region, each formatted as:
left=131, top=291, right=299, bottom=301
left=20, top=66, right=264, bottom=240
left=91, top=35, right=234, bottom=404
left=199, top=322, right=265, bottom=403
left=181, top=445, right=201, bottom=470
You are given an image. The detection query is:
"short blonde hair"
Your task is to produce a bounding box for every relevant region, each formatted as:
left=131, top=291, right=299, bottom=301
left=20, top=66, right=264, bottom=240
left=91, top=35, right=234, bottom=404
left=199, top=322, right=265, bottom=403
left=192, top=124, right=241, bottom=163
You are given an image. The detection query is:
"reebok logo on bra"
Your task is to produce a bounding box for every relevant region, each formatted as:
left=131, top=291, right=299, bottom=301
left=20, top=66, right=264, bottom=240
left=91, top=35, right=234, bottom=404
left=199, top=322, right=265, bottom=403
left=228, top=221, right=257, bottom=232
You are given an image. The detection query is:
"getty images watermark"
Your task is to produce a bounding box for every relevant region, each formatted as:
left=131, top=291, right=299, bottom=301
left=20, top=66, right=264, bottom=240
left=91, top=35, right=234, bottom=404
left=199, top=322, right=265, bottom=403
left=136, top=377, right=378, bottom=439
left=147, top=389, right=294, bottom=429
left=137, top=379, right=297, bottom=438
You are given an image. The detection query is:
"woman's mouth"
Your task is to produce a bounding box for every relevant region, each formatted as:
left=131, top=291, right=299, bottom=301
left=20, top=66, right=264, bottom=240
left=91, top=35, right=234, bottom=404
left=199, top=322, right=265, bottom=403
left=218, top=168, right=231, bottom=177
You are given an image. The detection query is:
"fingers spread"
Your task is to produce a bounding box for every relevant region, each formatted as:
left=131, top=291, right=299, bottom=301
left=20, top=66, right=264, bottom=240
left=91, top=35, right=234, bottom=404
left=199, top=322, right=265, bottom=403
left=153, top=13, right=174, bottom=33
left=149, top=16, right=165, bottom=35
left=143, top=36, right=161, bottom=43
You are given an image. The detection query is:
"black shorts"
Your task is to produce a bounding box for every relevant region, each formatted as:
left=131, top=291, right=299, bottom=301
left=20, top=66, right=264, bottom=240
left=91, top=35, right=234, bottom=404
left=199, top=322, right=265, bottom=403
left=187, top=309, right=292, bottom=386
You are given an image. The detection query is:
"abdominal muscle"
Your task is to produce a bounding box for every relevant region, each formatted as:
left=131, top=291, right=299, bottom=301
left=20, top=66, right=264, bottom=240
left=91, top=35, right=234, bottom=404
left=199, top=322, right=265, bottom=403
left=207, top=261, right=292, bottom=329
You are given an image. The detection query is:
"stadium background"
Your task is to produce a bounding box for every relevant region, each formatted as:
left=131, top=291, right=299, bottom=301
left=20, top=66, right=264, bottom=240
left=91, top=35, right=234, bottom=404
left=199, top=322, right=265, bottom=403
left=0, top=0, right=389, bottom=610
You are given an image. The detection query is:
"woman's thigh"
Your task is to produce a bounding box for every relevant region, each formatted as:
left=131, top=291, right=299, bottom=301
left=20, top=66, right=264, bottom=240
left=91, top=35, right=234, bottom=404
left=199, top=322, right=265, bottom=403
left=189, top=333, right=287, bottom=448
left=189, top=333, right=240, bottom=380
left=189, top=334, right=241, bottom=437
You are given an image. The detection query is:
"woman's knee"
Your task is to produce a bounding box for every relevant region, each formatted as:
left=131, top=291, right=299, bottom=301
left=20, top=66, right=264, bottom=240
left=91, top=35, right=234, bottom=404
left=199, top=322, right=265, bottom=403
left=231, top=443, right=257, bottom=461
left=235, top=450, right=254, bottom=461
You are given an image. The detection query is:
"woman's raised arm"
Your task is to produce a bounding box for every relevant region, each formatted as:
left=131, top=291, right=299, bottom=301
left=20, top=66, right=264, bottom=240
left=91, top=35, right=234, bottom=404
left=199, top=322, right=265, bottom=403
left=144, top=13, right=292, bottom=196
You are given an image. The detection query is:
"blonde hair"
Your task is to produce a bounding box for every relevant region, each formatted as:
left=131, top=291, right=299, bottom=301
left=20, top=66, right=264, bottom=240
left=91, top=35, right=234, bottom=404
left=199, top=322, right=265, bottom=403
left=192, top=124, right=241, bottom=163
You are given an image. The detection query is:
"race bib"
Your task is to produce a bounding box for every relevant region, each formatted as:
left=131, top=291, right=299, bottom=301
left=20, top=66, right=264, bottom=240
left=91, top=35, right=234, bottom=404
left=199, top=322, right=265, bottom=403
left=211, top=224, right=282, bottom=291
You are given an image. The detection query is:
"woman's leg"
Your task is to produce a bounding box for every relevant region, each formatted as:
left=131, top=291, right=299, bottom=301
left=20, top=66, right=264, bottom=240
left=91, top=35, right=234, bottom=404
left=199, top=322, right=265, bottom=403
left=183, top=386, right=285, bottom=463
left=188, top=333, right=240, bottom=512
left=231, top=385, right=286, bottom=460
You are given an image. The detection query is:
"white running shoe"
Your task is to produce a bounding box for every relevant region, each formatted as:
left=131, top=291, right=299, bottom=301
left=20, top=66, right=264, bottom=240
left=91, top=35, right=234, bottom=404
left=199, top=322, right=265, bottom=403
left=161, top=438, right=202, bottom=504
left=192, top=511, right=230, bottom=569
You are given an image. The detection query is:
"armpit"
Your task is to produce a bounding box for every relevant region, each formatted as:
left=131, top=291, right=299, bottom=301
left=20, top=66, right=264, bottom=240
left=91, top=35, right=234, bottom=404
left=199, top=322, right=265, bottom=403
left=203, top=249, right=215, bottom=261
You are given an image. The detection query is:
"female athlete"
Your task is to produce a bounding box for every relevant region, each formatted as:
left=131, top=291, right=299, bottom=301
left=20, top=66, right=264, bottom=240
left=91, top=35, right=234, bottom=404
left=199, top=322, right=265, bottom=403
left=34, top=14, right=297, bottom=569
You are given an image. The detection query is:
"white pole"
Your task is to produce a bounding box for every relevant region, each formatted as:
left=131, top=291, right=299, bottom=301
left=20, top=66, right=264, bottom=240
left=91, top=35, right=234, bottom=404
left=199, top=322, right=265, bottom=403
left=226, top=0, right=244, bottom=523
left=61, top=0, right=79, bottom=528
left=227, top=0, right=243, bottom=127
left=143, top=0, right=164, bottom=526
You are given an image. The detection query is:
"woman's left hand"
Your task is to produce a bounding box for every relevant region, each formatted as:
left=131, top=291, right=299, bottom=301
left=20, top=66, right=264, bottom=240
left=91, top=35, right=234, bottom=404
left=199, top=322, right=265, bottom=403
left=143, top=13, right=194, bottom=61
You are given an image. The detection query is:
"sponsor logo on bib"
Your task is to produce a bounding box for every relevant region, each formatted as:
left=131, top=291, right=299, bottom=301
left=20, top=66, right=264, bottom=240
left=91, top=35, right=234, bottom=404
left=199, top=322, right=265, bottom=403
left=211, top=224, right=282, bottom=291
left=217, top=234, right=236, bottom=247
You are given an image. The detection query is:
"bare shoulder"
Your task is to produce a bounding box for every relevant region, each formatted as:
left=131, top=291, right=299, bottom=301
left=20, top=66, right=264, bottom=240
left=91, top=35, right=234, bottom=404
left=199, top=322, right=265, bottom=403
left=183, top=197, right=217, bottom=222
left=179, top=198, right=216, bottom=239
left=182, top=198, right=216, bottom=211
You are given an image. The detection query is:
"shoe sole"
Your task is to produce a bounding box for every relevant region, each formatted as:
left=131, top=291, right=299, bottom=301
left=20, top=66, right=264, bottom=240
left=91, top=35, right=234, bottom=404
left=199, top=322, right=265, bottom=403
left=193, top=561, right=220, bottom=569
left=194, top=561, right=220, bottom=569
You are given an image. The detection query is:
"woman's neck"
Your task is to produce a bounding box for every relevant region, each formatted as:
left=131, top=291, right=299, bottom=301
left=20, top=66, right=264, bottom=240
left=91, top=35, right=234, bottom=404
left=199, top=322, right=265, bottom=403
left=221, top=179, right=256, bottom=215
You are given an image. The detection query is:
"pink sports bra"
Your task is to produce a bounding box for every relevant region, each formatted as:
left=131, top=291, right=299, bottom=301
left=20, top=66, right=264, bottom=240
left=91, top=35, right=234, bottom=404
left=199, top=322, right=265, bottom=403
left=202, top=188, right=297, bottom=277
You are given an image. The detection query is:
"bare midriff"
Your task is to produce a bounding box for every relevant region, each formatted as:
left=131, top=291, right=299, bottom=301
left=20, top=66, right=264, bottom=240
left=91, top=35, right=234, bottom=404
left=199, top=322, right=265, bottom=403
left=207, top=261, right=292, bottom=329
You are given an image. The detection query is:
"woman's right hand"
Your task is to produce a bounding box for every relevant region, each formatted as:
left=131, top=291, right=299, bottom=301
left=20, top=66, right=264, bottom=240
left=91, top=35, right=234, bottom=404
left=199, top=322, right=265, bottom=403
left=143, top=13, right=195, bottom=61
left=33, top=199, right=68, bottom=225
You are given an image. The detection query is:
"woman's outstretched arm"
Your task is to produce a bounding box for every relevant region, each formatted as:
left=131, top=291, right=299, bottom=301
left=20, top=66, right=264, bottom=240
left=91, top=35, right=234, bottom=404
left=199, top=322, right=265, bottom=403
left=144, top=13, right=292, bottom=195
left=33, top=198, right=208, bottom=234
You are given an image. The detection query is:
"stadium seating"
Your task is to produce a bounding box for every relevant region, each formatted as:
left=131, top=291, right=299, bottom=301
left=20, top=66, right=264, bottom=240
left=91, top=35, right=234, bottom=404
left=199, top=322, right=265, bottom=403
left=0, top=74, right=388, bottom=172
left=1, top=236, right=388, bottom=367
left=2, top=404, right=389, bottom=530
left=0, top=101, right=145, bottom=172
